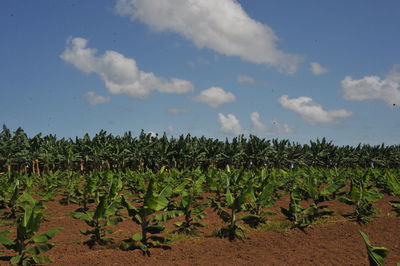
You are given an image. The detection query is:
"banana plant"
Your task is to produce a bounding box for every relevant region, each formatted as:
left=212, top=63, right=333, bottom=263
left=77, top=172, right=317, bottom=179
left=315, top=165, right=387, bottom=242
left=68, top=195, right=124, bottom=247
left=173, top=175, right=208, bottom=235
left=242, top=169, right=279, bottom=228
left=0, top=192, right=63, bottom=265
left=280, top=179, right=342, bottom=229
left=339, top=170, right=383, bottom=223
left=1, top=178, right=22, bottom=218
left=385, top=171, right=400, bottom=215
left=359, top=231, right=388, bottom=266
left=211, top=168, right=256, bottom=240
left=120, top=178, right=178, bottom=256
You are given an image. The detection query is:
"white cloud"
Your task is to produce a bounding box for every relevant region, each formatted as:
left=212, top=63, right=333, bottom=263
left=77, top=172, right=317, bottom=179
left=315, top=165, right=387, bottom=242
left=310, top=62, right=328, bottom=75
left=237, top=75, right=256, bottom=85
left=115, top=0, right=300, bottom=74
left=250, top=112, right=293, bottom=135
left=167, top=107, right=190, bottom=115
left=279, top=95, right=352, bottom=124
left=85, top=91, right=110, bottom=106
left=218, top=113, right=246, bottom=136
left=61, top=37, right=194, bottom=99
left=193, top=87, right=236, bottom=108
left=341, top=66, right=400, bottom=106
left=217, top=112, right=292, bottom=137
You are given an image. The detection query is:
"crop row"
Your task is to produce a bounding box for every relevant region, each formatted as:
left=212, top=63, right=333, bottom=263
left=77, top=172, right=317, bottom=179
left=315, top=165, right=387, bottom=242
left=2, top=126, right=400, bottom=174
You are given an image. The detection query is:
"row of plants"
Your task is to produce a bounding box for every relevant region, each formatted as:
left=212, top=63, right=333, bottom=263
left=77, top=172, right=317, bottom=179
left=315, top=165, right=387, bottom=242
left=2, top=125, right=400, bottom=173
left=1, top=167, right=399, bottom=264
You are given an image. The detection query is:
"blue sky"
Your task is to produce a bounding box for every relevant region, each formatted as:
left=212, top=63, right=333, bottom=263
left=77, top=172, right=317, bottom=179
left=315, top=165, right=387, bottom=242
left=1, top=0, right=399, bottom=145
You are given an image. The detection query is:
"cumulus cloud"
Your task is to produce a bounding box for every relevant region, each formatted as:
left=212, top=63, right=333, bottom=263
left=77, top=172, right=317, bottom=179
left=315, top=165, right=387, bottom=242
left=237, top=75, right=256, bottom=85
left=279, top=95, right=352, bottom=124
left=193, top=87, right=236, bottom=108
left=341, top=66, right=400, bottom=106
left=85, top=91, right=110, bottom=106
left=250, top=112, right=293, bottom=135
left=61, top=37, right=194, bottom=99
left=115, top=0, right=300, bottom=74
left=217, top=112, right=293, bottom=136
left=218, top=113, right=246, bottom=136
left=310, top=62, right=328, bottom=75
left=167, top=107, right=191, bottom=115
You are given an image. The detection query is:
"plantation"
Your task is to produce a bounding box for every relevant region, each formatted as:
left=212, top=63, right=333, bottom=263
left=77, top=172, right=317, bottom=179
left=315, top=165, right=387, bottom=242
left=0, top=126, right=399, bottom=265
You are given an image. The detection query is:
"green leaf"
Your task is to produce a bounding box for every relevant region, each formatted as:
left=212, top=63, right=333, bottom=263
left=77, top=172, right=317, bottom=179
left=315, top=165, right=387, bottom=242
left=68, top=212, right=92, bottom=223
left=360, top=231, right=388, bottom=266
left=32, top=255, right=53, bottom=264
left=25, top=243, right=54, bottom=255
left=156, top=185, right=172, bottom=211
left=225, top=189, right=234, bottom=206
left=10, top=255, right=22, bottom=264
left=132, top=233, right=142, bottom=241
left=33, top=228, right=63, bottom=243
left=93, top=196, right=107, bottom=220
left=106, top=216, right=124, bottom=226
left=0, top=230, right=14, bottom=246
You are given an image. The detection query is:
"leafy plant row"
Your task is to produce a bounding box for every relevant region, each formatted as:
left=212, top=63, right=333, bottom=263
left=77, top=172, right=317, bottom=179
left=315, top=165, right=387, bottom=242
left=2, top=125, right=400, bottom=174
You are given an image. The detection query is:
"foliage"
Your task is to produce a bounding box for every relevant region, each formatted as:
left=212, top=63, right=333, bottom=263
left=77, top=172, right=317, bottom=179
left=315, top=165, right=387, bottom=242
left=68, top=195, right=124, bottom=247
left=211, top=168, right=256, bottom=240
left=120, top=177, right=178, bottom=255
left=339, top=170, right=383, bottom=223
left=359, top=231, right=388, bottom=266
left=0, top=192, right=62, bottom=265
left=172, top=173, right=208, bottom=234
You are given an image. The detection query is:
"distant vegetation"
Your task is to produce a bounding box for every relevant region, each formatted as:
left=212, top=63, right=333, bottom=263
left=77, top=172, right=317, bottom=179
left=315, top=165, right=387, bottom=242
left=1, top=125, right=400, bottom=174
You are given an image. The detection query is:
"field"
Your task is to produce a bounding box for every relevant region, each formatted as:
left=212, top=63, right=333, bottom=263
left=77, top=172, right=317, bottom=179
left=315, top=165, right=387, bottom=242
left=0, top=128, right=400, bottom=265
left=0, top=167, right=399, bottom=265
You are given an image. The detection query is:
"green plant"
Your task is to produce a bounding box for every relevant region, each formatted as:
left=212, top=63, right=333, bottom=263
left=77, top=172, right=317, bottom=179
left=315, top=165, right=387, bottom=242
left=0, top=192, right=62, bottom=265
left=243, top=170, right=279, bottom=228
left=280, top=179, right=341, bottom=229
left=359, top=231, right=388, bottom=266
left=173, top=176, right=208, bottom=235
left=211, top=168, right=256, bottom=240
left=385, top=171, right=400, bottom=215
left=340, top=170, right=383, bottom=223
left=120, top=178, right=177, bottom=255
left=68, top=195, right=124, bottom=247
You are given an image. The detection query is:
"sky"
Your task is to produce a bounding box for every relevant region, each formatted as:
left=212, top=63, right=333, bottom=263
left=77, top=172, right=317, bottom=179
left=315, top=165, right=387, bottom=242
left=1, top=0, right=400, bottom=145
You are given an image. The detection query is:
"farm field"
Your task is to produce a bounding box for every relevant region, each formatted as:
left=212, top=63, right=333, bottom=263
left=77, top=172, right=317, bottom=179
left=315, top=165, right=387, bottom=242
left=0, top=167, right=399, bottom=265
left=1, top=128, right=400, bottom=265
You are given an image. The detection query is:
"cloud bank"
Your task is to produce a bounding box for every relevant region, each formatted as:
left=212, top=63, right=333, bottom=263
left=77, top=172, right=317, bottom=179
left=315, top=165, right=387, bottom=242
left=279, top=95, right=352, bottom=124
left=115, top=0, right=300, bottom=73
left=341, top=66, right=400, bottom=106
left=61, top=37, right=194, bottom=99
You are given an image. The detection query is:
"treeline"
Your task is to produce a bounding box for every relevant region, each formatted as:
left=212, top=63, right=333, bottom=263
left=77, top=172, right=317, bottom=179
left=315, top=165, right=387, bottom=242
left=1, top=125, right=400, bottom=174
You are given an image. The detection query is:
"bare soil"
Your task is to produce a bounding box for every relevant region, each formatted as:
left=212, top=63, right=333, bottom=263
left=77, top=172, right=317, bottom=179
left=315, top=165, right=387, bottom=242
left=1, top=194, right=399, bottom=266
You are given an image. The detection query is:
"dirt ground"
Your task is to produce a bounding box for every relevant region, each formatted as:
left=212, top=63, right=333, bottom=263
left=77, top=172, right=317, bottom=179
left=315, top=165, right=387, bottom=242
left=1, top=194, right=399, bottom=266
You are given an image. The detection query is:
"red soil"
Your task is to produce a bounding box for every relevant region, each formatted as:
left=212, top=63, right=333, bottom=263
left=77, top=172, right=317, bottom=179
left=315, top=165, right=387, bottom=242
left=1, top=195, right=399, bottom=266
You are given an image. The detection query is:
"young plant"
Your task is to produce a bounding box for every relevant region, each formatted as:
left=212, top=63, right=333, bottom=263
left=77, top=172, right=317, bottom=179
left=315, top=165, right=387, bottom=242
left=280, top=180, right=342, bottom=229
left=385, top=172, right=400, bottom=216
left=120, top=179, right=177, bottom=256
left=0, top=192, right=63, bottom=265
left=68, top=195, right=124, bottom=247
left=173, top=176, right=208, bottom=235
left=242, top=170, right=280, bottom=228
left=211, top=168, right=255, bottom=240
left=359, top=231, right=388, bottom=266
left=340, top=170, right=383, bottom=223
